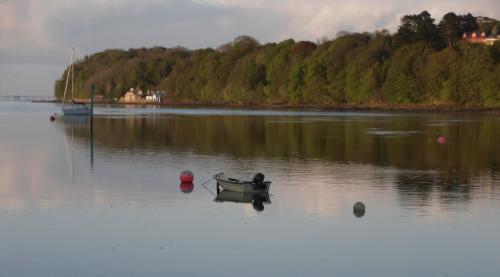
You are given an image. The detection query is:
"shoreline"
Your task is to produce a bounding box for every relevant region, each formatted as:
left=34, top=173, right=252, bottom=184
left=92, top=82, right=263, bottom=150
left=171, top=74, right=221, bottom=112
left=42, top=99, right=500, bottom=112
left=159, top=101, right=500, bottom=112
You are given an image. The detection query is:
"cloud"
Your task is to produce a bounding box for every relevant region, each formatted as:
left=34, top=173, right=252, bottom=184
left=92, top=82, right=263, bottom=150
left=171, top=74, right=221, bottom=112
left=0, top=1, right=52, bottom=50
left=0, top=0, right=179, bottom=50
left=1, top=0, right=498, bottom=54
left=196, top=0, right=499, bottom=40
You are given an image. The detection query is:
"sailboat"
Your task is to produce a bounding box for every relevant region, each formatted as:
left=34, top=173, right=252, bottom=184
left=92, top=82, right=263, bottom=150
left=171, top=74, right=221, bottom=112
left=62, top=48, right=89, bottom=116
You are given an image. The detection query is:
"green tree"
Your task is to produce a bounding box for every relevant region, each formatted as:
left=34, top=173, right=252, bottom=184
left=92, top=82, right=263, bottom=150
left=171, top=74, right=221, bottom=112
left=394, top=11, right=442, bottom=48
left=439, top=12, right=460, bottom=47
left=459, top=13, right=479, bottom=34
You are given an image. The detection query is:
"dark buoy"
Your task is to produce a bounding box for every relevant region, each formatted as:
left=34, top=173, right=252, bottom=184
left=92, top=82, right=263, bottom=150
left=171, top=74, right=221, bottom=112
left=179, top=182, right=194, bottom=193
left=438, top=136, right=446, bottom=145
left=353, top=202, right=366, bottom=218
left=50, top=115, right=56, bottom=122
left=180, top=170, right=194, bottom=183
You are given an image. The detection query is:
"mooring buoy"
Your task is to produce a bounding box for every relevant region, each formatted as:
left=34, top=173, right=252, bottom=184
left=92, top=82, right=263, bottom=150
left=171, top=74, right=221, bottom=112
left=353, top=202, right=366, bottom=218
left=180, top=170, right=194, bottom=183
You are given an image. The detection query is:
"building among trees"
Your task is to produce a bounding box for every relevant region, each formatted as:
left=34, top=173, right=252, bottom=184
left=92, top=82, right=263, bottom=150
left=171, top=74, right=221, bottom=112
left=463, top=26, right=499, bottom=45
left=120, top=88, right=163, bottom=103
left=121, top=88, right=142, bottom=103
left=463, top=31, right=488, bottom=43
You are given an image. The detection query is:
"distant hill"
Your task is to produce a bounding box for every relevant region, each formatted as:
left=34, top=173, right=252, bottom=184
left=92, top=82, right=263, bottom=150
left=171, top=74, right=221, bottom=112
left=477, top=16, right=499, bottom=34
left=54, top=11, right=500, bottom=109
left=476, top=16, right=498, bottom=23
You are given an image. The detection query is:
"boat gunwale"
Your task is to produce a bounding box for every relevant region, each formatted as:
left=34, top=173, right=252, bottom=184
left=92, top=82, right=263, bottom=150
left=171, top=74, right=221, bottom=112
left=214, top=173, right=271, bottom=185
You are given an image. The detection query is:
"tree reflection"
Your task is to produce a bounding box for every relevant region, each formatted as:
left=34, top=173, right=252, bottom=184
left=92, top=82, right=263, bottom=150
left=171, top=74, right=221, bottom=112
left=396, top=172, right=435, bottom=208
left=61, top=112, right=500, bottom=208
left=396, top=169, right=474, bottom=209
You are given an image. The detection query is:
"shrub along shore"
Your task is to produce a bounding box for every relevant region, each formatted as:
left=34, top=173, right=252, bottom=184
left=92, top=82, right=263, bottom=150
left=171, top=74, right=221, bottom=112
left=54, top=11, right=500, bottom=110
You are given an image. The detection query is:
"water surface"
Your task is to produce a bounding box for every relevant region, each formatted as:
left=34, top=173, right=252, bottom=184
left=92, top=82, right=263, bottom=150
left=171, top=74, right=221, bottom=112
left=1, top=102, right=499, bottom=277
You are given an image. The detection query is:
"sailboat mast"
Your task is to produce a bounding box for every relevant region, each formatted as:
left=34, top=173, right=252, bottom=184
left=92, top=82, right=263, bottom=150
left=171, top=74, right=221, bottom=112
left=62, top=48, right=73, bottom=106
left=61, top=47, right=89, bottom=116
left=71, top=47, right=74, bottom=102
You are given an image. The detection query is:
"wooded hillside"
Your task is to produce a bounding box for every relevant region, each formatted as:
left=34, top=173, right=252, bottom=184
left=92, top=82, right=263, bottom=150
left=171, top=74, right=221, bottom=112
left=54, top=11, right=500, bottom=108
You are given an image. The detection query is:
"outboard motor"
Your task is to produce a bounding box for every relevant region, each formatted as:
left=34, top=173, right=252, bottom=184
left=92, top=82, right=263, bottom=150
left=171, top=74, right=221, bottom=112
left=252, top=173, right=266, bottom=190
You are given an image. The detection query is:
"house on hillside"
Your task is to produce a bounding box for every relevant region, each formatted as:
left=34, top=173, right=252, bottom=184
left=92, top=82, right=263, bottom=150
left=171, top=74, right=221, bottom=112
left=463, top=31, right=499, bottom=45
left=462, top=31, right=488, bottom=43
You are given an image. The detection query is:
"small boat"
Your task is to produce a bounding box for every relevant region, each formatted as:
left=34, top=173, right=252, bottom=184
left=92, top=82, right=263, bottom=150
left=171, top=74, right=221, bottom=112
left=214, top=172, right=271, bottom=193
left=61, top=48, right=89, bottom=116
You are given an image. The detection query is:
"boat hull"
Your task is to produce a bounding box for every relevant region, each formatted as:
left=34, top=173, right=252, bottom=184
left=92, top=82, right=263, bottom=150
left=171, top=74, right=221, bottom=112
left=62, top=105, right=89, bottom=116
left=214, top=173, right=271, bottom=193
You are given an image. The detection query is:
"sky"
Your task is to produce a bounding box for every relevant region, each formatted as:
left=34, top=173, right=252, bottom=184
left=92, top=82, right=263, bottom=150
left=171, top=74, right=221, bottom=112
left=0, top=0, right=498, bottom=96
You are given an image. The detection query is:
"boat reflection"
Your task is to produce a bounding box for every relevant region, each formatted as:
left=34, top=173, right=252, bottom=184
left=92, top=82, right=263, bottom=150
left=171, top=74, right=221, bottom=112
left=214, top=190, right=271, bottom=212
left=57, top=114, right=95, bottom=174
left=61, top=114, right=89, bottom=124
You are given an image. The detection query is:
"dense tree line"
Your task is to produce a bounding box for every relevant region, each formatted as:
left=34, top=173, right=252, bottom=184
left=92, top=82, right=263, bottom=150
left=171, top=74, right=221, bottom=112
left=54, top=11, right=500, bottom=107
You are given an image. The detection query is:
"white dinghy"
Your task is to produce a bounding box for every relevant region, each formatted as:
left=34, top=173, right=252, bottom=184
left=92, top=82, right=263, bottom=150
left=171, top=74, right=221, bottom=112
left=214, top=172, right=271, bottom=193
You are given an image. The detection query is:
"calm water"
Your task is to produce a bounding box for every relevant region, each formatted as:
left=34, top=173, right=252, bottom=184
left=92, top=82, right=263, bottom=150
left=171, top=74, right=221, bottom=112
left=1, top=102, right=499, bottom=277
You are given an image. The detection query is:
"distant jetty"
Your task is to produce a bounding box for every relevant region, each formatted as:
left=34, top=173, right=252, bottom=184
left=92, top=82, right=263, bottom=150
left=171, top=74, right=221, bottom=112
left=0, top=95, right=57, bottom=102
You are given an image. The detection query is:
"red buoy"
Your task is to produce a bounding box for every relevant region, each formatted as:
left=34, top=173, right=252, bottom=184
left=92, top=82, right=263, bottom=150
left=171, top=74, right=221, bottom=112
left=180, top=170, right=194, bottom=183
left=438, top=136, right=446, bottom=145
left=179, top=182, right=194, bottom=193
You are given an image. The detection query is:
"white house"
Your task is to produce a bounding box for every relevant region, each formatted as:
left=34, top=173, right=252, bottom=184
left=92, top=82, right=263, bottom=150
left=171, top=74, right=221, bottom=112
left=121, top=88, right=141, bottom=103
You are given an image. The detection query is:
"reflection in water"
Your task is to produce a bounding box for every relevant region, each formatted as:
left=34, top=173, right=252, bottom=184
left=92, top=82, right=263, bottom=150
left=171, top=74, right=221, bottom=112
left=62, top=113, right=500, bottom=210
left=61, top=115, right=94, bottom=180
left=2, top=103, right=500, bottom=277
left=214, top=190, right=271, bottom=212
left=395, top=170, right=473, bottom=211
left=179, top=182, right=194, bottom=193
left=67, top=114, right=500, bottom=172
